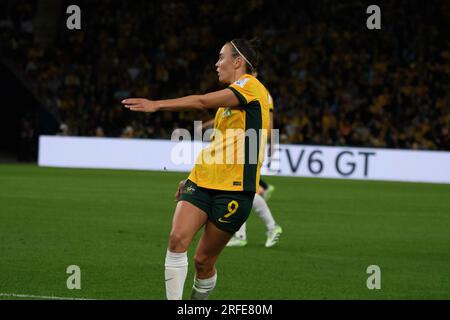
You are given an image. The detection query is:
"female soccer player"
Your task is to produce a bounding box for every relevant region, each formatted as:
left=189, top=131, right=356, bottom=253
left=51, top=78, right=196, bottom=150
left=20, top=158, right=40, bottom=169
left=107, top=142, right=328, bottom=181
left=198, top=87, right=282, bottom=249
left=123, top=38, right=271, bottom=300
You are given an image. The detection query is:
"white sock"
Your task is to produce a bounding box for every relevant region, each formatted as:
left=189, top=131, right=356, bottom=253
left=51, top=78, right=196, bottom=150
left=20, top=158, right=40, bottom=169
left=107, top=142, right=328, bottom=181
left=253, top=193, right=276, bottom=231
left=234, top=222, right=247, bottom=240
left=191, top=273, right=217, bottom=300
left=164, top=250, right=188, bottom=300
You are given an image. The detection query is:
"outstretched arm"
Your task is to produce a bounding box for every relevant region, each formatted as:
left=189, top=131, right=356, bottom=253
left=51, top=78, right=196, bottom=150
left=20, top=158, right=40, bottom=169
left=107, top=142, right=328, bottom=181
left=122, top=89, right=240, bottom=113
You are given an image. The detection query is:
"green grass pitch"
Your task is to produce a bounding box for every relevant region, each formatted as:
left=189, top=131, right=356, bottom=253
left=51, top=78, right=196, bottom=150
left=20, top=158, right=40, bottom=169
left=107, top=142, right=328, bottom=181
left=1, top=164, right=449, bottom=300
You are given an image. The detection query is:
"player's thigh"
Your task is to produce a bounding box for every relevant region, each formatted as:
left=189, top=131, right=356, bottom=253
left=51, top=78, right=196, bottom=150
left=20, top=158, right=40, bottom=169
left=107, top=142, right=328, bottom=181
left=171, top=179, right=213, bottom=241
left=169, top=200, right=208, bottom=249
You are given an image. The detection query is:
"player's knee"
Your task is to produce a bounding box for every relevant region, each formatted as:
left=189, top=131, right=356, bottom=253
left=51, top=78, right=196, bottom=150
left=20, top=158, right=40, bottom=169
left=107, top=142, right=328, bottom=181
left=168, top=231, right=189, bottom=252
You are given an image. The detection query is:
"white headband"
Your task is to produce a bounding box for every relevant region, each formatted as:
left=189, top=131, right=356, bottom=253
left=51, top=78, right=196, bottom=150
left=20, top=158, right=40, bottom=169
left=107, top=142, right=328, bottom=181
left=230, top=41, right=254, bottom=71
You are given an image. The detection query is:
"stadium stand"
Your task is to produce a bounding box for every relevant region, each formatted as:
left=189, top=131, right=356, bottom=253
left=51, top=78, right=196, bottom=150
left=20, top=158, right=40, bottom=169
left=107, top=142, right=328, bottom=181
left=1, top=0, right=449, bottom=151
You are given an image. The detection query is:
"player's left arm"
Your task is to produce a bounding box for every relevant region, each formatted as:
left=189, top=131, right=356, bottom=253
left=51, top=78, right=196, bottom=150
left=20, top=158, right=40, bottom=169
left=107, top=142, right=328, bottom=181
left=122, top=89, right=240, bottom=113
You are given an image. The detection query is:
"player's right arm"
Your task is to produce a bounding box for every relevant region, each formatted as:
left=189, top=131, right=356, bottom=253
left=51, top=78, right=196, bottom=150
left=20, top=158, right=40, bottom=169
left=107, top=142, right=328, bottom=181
left=122, top=89, right=240, bottom=113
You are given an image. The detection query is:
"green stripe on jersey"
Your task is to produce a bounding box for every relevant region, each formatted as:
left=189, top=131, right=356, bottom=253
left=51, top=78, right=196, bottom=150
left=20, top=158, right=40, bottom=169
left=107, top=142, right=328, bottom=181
left=243, top=100, right=262, bottom=192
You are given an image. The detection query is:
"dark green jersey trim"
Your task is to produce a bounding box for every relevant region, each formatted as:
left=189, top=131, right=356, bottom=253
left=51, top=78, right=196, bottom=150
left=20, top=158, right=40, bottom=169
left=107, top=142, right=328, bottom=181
left=243, top=100, right=262, bottom=192
left=228, top=87, right=248, bottom=107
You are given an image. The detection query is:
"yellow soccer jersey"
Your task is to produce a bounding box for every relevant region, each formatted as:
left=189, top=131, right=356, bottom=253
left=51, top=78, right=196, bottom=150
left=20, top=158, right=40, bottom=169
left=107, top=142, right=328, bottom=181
left=188, top=74, right=271, bottom=192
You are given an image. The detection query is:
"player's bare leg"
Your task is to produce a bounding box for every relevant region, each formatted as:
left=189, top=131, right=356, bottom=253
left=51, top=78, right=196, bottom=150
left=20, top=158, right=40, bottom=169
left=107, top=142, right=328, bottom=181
left=191, top=221, right=233, bottom=300
left=165, top=201, right=208, bottom=300
left=168, top=201, right=208, bottom=252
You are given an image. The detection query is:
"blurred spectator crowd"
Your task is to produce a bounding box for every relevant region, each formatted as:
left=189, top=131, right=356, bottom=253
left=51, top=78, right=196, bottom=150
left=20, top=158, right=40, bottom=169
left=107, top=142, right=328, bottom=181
left=1, top=0, right=449, bottom=150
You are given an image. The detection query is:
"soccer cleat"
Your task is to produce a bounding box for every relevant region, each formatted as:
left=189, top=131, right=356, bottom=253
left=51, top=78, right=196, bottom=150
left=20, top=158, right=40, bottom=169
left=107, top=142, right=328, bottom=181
left=262, top=184, right=275, bottom=201
left=226, top=236, right=248, bottom=247
left=265, top=225, right=282, bottom=247
left=190, top=288, right=210, bottom=300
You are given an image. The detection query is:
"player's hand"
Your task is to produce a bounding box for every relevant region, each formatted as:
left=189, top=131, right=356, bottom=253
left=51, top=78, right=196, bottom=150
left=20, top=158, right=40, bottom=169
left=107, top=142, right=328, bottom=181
left=175, top=179, right=187, bottom=202
left=122, top=98, right=160, bottom=113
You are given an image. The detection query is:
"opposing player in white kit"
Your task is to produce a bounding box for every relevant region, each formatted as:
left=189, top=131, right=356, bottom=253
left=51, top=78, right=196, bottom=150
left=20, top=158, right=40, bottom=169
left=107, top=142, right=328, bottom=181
left=227, top=179, right=282, bottom=248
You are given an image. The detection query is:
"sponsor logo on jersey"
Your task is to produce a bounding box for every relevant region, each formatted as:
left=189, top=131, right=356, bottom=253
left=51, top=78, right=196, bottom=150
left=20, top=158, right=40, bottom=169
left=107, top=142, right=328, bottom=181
left=234, top=78, right=249, bottom=88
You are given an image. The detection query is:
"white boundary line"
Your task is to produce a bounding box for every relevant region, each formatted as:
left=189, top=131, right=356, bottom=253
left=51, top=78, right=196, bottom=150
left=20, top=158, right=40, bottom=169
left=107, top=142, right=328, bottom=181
left=0, top=293, right=95, bottom=300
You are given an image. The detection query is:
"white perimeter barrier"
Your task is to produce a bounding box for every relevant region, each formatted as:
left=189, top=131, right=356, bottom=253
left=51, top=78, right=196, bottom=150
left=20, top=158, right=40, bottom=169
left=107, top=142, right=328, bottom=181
left=38, top=136, right=450, bottom=184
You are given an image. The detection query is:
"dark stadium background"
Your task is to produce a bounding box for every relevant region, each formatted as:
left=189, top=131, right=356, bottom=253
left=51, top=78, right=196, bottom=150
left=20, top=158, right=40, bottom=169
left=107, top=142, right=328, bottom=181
left=1, top=0, right=448, bottom=162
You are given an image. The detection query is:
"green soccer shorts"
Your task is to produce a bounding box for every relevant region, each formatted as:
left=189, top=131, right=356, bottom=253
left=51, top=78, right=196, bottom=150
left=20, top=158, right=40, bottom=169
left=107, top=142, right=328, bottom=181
left=179, top=179, right=255, bottom=234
